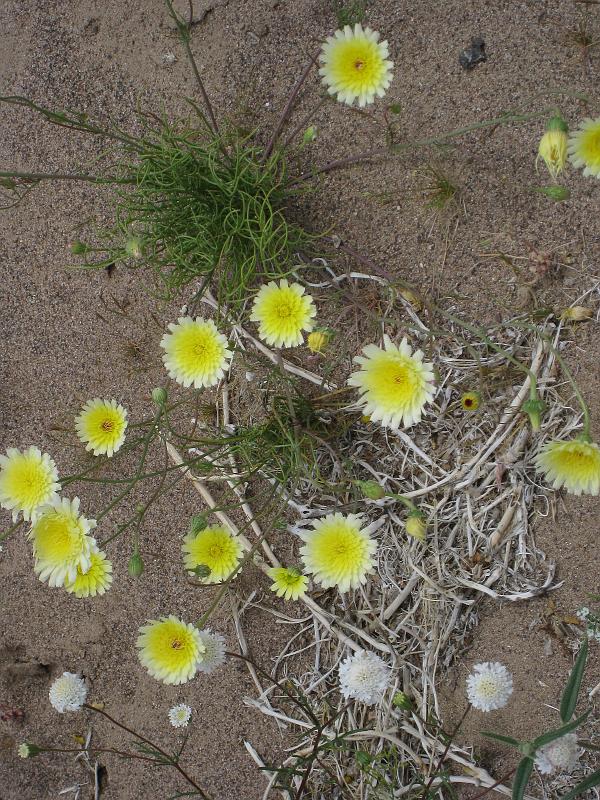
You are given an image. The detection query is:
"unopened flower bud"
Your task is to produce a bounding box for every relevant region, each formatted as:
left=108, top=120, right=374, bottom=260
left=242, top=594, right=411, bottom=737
left=405, top=512, right=426, bottom=542
left=193, top=564, right=211, bottom=579
left=523, top=398, right=546, bottom=432
left=356, top=480, right=386, bottom=501
left=536, top=185, right=570, bottom=202
left=392, top=691, right=414, bottom=711
left=307, top=329, right=332, bottom=355
left=18, top=743, right=41, bottom=758
left=128, top=551, right=144, bottom=577
left=125, top=236, right=144, bottom=260
left=152, top=387, right=168, bottom=407
left=303, top=125, right=317, bottom=143
left=70, top=240, right=88, bottom=255
left=537, top=117, right=568, bottom=179
left=189, top=514, right=208, bottom=535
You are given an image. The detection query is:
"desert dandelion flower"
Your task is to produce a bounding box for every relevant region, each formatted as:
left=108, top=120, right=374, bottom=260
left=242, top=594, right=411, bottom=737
left=319, top=24, right=394, bottom=107
left=0, top=446, right=60, bottom=522
left=535, top=437, right=600, bottom=496
left=534, top=733, right=580, bottom=775
left=30, top=497, right=95, bottom=587
left=49, top=672, right=88, bottom=713
left=196, top=629, right=227, bottom=674
left=461, top=391, right=480, bottom=411
left=160, top=317, right=232, bottom=389
left=168, top=704, right=192, bottom=728
left=137, top=616, right=205, bottom=685
left=267, top=566, right=308, bottom=600
left=568, top=116, right=600, bottom=178
left=75, top=399, right=128, bottom=457
left=251, top=279, right=316, bottom=348
left=339, top=649, right=391, bottom=705
left=299, top=513, right=377, bottom=592
left=65, top=545, right=113, bottom=598
left=348, top=335, right=435, bottom=429
left=466, top=662, right=513, bottom=712
left=182, top=525, right=243, bottom=584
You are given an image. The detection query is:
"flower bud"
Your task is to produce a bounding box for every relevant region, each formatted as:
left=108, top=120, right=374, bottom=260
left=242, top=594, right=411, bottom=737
left=307, top=329, right=332, bottom=355
left=561, top=306, right=593, bottom=322
left=125, top=236, right=144, bottom=260
left=303, top=125, right=318, bottom=143
left=400, top=288, right=423, bottom=311
left=356, top=480, right=386, bottom=501
left=70, top=240, right=88, bottom=255
left=189, top=514, right=208, bottom=535
left=152, top=387, right=168, bottom=407
left=18, top=743, right=41, bottom=758
left=522, top=398, right=546, bottom=432
left=192, top=564, right=211, bottom=578
left=537, top=117, right=568, bottom=179
left=405, top=512, right=426, bottom=542
left=536, top=185, right=570, bottom=202
left=392, top=691, right=414, bottom=711
left=128, top=551, right=144, bottom=577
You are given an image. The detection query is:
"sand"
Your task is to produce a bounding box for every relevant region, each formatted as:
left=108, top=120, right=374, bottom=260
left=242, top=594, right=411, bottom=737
left=1, top=1, right=599, bottom=798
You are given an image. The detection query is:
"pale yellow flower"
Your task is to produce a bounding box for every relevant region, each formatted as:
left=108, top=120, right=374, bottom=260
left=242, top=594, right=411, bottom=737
left=267, top=566, right=308, bottom=600
left=568, top=116, right=600, bottom=178
left=75, top=398, right=128, bottom=457
left=250, top=279, right=316, bottom=348
left=136, top=616, right=205, bottom=685
left=535, top=438, right=600, bottom=496
left=161, top=317, right=232, bottom=389
left=0, top=446, right=60, bottom=522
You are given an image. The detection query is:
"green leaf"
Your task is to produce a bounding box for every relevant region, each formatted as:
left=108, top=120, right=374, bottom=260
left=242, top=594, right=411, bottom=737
left=482, top=731, right=521, bottom=748
left=560, top=769, right=600, bottom=800
left=512, top=757, right=534, bottom=800
left=532, top=710, right=591, bottom=750
left=560, top=639, right=588, bottom=723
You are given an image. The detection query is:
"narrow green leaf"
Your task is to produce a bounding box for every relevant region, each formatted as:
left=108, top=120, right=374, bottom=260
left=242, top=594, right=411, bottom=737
left=560, top=769, right=600, bottom=800
left=482, top=731, right=521, bottom=748
left=532, top=710, right=591, bottom=750
left=560, top=639, right=589, bottom=723
left=512, top=757, right=534, bottom=800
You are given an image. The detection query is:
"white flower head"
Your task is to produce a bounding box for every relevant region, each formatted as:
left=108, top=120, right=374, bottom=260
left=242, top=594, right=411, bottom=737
left=534, top=733, right=580, bottom=775
left=49, top=672, right=88, bottom=713
left=466, top=662, right=513, bottom=712
left=339, top=649, right=391, bottom=706
left=197, top=628, right=226, bottom=674
left=18, top=743, right=32, bottom=758
left=168, top=703, right=192, bottom=728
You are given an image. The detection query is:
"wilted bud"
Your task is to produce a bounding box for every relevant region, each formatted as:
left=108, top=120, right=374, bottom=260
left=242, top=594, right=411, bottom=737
left=192, top=564, right=211, bottom=579
left=356, top=480, right=386, bottom=501
left=537, top=116, right=568, bottom=179
left=128, top=551, right=144, bottom=577
left=522, top=398, right=546, bottom=432
left=125, top=236, right=144, bottom=260
left=405, top=512, right=426, bottom=542
left=189, top=514, right=208, bottom=535
left=18, top=743, right=41, bottom=758
left=303, top=125, right=317, bottom=143
left=536, top=185, right=570, bottom=202
left=70, top=240, right=88, bottom=255
left=400, top=288, right=423, bottom=312
left=152, top=387, right=168, bottom=407
left=392, top=691, right=414, bottom=711
left=561, top=306, right=593, bottom=322
left=307, top=329, right=332, bottom=355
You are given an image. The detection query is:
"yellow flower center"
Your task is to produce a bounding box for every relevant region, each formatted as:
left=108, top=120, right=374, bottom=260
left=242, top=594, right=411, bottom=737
left=101, top=419, right=114, bottom=431
left=208, top=544, right=224, bottom=558
left=354, top=59, right=365, bottom=70
left=171, top=639, right=183, bottom=650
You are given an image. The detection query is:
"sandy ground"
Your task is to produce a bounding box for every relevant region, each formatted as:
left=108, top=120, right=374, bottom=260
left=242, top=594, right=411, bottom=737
left=1, top=0, right=600, bottom=798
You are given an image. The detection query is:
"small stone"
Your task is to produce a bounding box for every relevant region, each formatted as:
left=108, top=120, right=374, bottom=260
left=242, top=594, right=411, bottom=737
left=459, top=37, right=487, bottom=70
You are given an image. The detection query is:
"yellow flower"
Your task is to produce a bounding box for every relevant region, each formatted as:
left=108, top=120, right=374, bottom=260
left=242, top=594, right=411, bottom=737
left=348, top=335, right=435, bottom=429
left=160, top=317, right=232, bottom=389
left=461, top=392, right=481, bottom=412
left=299, top=512, right=377, bottom=592
left=75, top=399, right=128, bottom=457
left=535, top=438, right=600, bottom=496
left=182, top=525, right=243, bottom=584
left=64, top=545, right=113, bottom=598
left=0, top=446, right=60, bottom=522
left=267, top=566, right=308, bottom=600
left=250, top=279, right=316, bottom=348
left=568, top=116, right=600, bottom=178
left=29, top=497, right=95, bottom=587
left=537, top=120, right=568, bottom=180
left=561, top=306, right=593, bottom=322
left=319, top=23, right=394, bottom=107
left=136, top=616, right=205, bottom=685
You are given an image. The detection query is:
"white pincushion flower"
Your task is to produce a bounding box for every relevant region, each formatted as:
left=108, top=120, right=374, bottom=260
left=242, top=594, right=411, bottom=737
left=466, top=662, right=513, bottom=712
left=168, top=703, right=192, bottom=728
left=49, top=672, right=88, bottom=713
left=339, top=649, right=391, bottom=706
left=534, top=733, right=580, bottom=775
left=197, top=628, right=226, bottom=674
